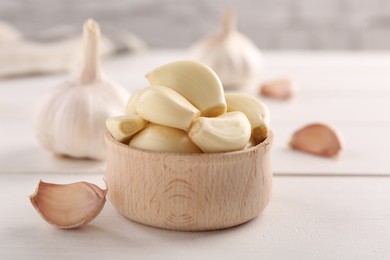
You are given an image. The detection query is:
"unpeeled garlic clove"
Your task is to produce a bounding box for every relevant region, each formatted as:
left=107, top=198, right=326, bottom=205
left=289, top=123, right=343, bottom=158
left=130, top=124, right=202, bottom=153
left=260, top=77, right=297, bottom=100
left=146, top=60, right=226, bottom=117
left=106, top=114, right=147, bottom=143
left=29, top=180, right=107, bottom=229
left=225, top=93, right=270, bottom=144
left=188, top=111, right=251, bottom=153
left=136, top=85, right=200, bottom=131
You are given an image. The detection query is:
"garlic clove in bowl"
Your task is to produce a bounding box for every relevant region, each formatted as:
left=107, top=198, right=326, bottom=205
left=225, top=93, right=270, bottom=144
left=106, top=114, right=147, bottom=143
left=189, top=9, right=263, bottom=90
left=130, top=124, right=202, bottom=153
left=188, top=111, right=252, bottom=153
left=146, top=60, right=227, bottom=117
left=135, top=85, right=201, bottom=131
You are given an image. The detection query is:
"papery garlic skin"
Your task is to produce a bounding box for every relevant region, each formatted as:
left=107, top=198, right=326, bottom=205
left=260, top=77, right=298, bottom=100
left=290, top=123, right=343, bottom=158
left=29, top=180, right=107, bottom=229
left=33, top=19, right=129, bottom=160
left=34, top=80, right=128, bottom=160
left=189, top=9, right=263, bottom=90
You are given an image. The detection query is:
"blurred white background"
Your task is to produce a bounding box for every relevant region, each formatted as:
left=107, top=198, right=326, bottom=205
left=1, top=0, right=390, bottom=49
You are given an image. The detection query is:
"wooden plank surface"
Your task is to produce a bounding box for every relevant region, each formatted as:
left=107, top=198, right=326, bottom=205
left=0, top=173, right=389, bottom=259
left=1, top=51, right=389, bottom=175
left=1, top=51, right=390, bottom=259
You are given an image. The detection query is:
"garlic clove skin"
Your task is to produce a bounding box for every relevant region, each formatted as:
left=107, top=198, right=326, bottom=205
left=260, top=77, right=298, bottom=100
left=33, top=19, right=129, bottom=160
left=106, top=114, right=147, bottom=143
left=29, top=180, right=107, bottom=229
left=135, top=85, right=200, bottom=132
left=225, top=93, right=270, bottom=144
left=188, top=111, right=251, bottom=153
left=289, top=123, right=343, bottom=158
left=146, top=60, right=227, bottom=117
left=189, top=9, right=263, bottom=90
left=130, top=124, right=202, bottom=153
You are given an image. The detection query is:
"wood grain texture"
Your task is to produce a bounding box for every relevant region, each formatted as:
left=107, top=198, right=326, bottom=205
left=105, top=131, right=273, bottom=231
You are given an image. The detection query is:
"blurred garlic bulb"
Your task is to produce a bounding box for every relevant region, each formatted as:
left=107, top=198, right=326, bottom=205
left=33, top=19, right=129, bottom=160
left=0, top=21, right=22, bottom=44
left=189, top=9, right=263, bottom=90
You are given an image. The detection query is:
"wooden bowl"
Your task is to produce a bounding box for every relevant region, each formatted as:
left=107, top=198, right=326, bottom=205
left=105, top=131, right=273, bottom=231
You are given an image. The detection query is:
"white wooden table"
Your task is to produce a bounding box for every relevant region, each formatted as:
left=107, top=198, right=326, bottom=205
left=1, top=50, right=390, bottom=259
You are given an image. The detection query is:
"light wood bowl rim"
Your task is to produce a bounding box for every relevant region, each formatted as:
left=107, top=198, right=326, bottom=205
left=104, top=131, right=273, bottom=157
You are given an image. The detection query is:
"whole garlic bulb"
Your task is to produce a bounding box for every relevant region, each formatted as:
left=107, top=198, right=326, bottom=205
left=189, top=9, right=263, bottom=90
left=33, top=19, right=129, bottom=160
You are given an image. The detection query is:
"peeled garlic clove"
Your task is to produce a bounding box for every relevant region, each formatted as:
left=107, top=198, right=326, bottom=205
left=244, top=137, right=257, bottom=150
left=188, top=111, right=251, bottom=153
left=225, top=93, right=270, bottom=144
left=136, top=85, right=200, bottom=131
left=33, top=19, right=129, bottom=160
left=29, top=180, right=107, bottom=229
left=289, top=123, right=343, bottom=158
left=124, top=88, right=147, bottom=115
left=106, top=114, right=147, bottom=143
left=189, top=9, right=263, bottom=90
left=146, top=60, right=226, bottom=117
left=130, top=124, right=202, bottom=153
left=260, top=78, right=297, bottom=100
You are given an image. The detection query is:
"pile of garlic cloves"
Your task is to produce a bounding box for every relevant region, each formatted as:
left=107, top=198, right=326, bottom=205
left=106, top=60, right=270, bottom=153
